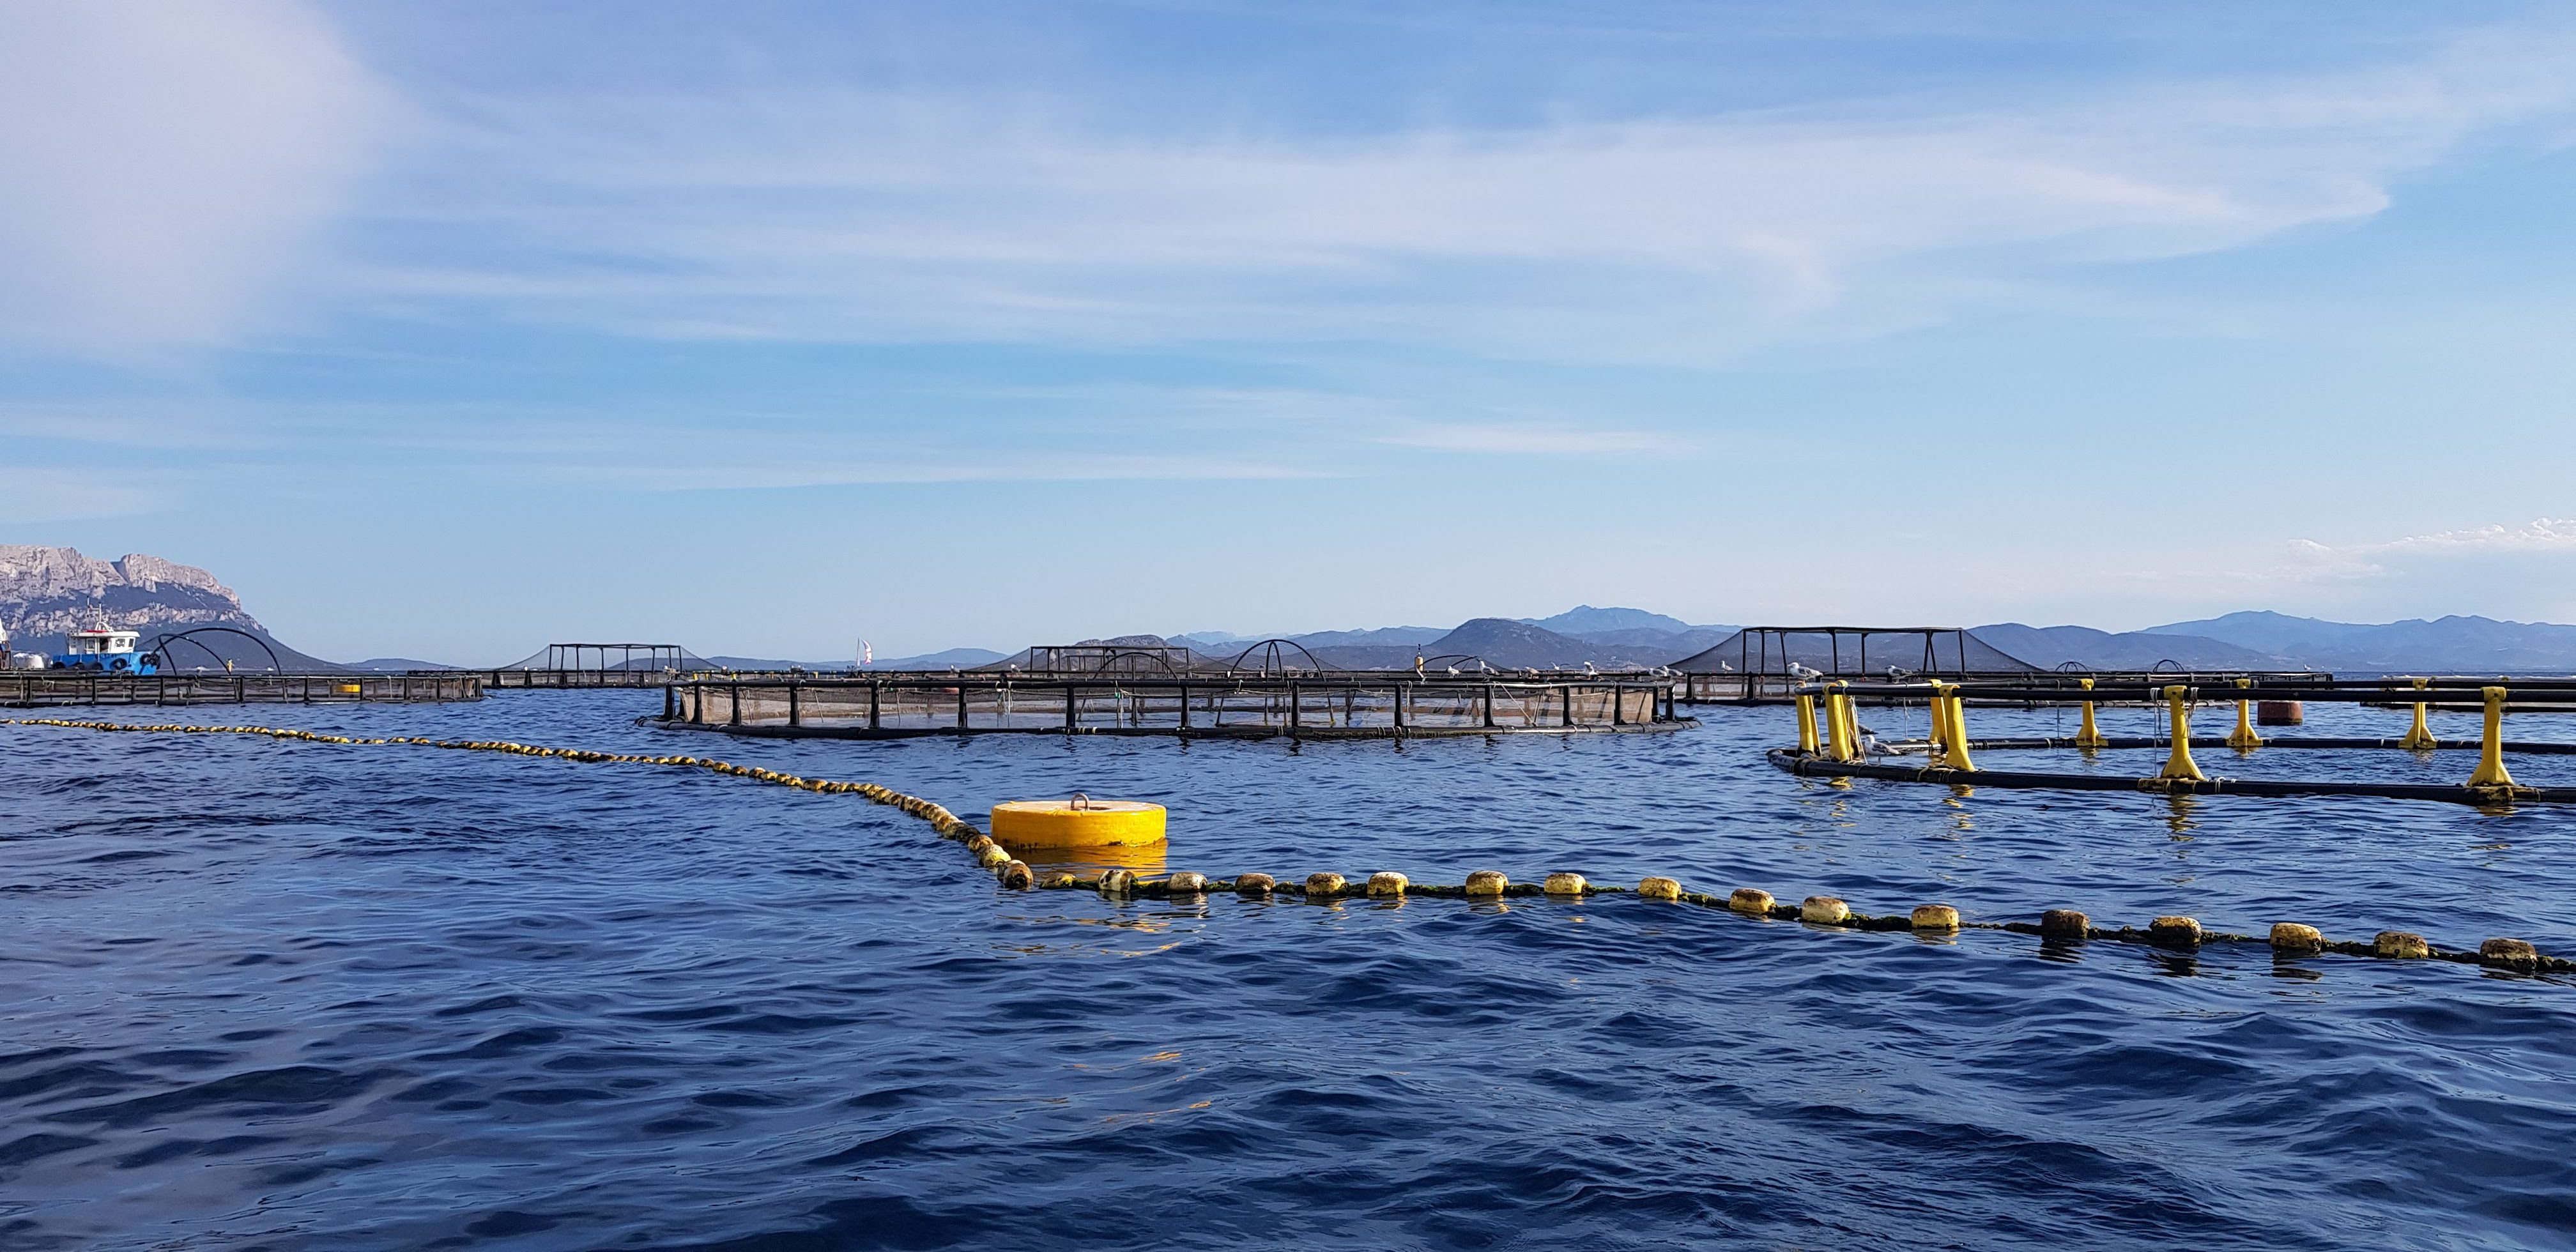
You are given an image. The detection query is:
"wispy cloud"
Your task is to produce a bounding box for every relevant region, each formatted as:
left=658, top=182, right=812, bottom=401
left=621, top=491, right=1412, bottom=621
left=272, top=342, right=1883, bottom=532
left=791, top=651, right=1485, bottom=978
left=2281, top=518, right=2576, bottom=578
left=1377, top=423, right=1682, bottom=454
left=0, top=467, right=170, bottom=523
left=562, top=454, right=1337, bottom=492
left=0, top=1, right=388, bottom=356
left=339, top=24, right=2576, bottom=360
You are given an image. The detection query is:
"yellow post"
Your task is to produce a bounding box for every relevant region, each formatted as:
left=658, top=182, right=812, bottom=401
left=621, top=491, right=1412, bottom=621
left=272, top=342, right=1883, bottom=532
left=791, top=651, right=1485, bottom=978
left=2467, top=685, right=2517, bottom=790
left=2227, top=677, right=2263, bottom=749
left=2158, top=684, right=2207, bottom=782
left=1825, top=684, right=1859, bottom=763
left=1931, top=682, right=1975, bottom=771
left=1795, top=692, right=1820, bottom=754
left=2399, top=676, right=2437, bottom=750
left=2073, top=676, right=2106, bottom=749
left=1924, top=685, right=1948, bottom=752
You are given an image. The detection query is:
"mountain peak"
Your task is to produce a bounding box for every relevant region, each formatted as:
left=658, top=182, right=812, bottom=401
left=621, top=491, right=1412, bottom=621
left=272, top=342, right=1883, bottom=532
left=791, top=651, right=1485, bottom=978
left=1519, top=605, right=1699, bottom=636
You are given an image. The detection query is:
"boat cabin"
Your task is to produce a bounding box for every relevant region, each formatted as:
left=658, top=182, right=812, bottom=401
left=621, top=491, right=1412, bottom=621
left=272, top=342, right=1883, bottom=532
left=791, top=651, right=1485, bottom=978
left=59, top=627, right=155, bottom=673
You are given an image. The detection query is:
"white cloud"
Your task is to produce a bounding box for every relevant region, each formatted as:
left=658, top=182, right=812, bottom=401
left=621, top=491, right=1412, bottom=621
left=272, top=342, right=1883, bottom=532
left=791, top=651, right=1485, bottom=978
left=351, top=24, right=2576, bottom=359
left=1995, top=517, right=2576, bottom=627
left=563, top=453, right=1334, bottom=492
left=0, top=0, right=387, bottom=355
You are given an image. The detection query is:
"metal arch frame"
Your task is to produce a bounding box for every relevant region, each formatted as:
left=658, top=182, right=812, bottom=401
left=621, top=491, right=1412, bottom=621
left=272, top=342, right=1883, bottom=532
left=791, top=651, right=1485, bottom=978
left=1225, top=638, right=1328, bottom=676
left=142, top=626, right=282, bottom=673
left=544, top=643, right=682, bottom=673
left=1086, top=648, right=1182, bottom=675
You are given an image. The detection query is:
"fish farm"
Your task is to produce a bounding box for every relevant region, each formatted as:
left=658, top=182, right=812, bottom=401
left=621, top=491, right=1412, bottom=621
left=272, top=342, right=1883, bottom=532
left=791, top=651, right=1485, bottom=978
left=1, top=671, right=485, bottom=708
left=1772, top=675, right=2576, bottom=805
left=1667, top=625, right=2330, bottom=703
left=656, top=673, right=1690, bottom=738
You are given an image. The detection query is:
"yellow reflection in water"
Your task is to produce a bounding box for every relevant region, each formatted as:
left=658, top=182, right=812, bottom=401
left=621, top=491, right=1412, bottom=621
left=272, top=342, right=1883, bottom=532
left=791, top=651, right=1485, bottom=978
left=1014, top=843, right=1169, bottom=874
left=2164, top=795, right=2199, bottom=839
left=1942, top=787, right=1975, bottom=833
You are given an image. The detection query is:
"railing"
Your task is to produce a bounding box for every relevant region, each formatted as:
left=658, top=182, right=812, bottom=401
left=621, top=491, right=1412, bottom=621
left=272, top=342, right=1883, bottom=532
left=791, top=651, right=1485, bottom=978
left=1, top=673, right=484, bottom=707
left=661, top=675, right=1690, bottom=738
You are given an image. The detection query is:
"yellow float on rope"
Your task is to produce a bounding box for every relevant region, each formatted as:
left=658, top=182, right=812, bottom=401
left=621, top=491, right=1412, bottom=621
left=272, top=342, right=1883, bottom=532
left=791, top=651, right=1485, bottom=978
left=989, top=794, right=1168, bottom=849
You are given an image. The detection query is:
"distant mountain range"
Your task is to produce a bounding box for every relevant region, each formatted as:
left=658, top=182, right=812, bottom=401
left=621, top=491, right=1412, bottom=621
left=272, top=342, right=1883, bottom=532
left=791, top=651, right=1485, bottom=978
left=2143, top=611, right=2576, bottom=673
left=18, top=546, right=2576, bottom=676
left=1967, top=614, right=2576, bottom=674
left=1168, top=606, right=1735, bottom=668
left=1964, top=623, right=2301, bottom=672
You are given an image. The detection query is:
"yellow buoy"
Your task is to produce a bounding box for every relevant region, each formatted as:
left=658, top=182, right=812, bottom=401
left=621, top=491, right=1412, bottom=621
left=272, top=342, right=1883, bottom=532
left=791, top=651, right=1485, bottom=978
left=988, top=794, right=1167, bottom=849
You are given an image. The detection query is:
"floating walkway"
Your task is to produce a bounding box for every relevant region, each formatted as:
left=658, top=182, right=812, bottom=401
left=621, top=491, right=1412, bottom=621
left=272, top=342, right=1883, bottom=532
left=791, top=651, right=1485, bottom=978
left=1669, top=624, right=2334, bottom=705
left=1771, top=676, right=2576, bottom=806
left=6, top=716, right=2565, bottom=981
left=654, top=674, right=1694, bottom=739
left=2, top=672, right=483, bottom=708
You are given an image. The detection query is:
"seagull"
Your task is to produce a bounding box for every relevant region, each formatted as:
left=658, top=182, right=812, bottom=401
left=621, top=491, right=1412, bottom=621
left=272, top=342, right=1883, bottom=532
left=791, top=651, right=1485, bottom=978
left=1788, top=661, right=1823, bottom=682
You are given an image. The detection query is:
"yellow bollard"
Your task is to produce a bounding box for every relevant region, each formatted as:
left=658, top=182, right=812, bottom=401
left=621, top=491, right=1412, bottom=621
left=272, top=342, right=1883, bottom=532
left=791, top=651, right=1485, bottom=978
left=2399, top=676, right=2437, bottom=750
left=1930, top=682, right=1974, bottom=772
left=1825, top=684, right=1860, bottom=763
left=2467, top=685, right=2517, bottom=791
left=2228, top=677, right=2263, bottom=749
left=2073, top=676, right=2107, bottom=749
left=2158, top=685, right=2207, bottom=782
left=1794, top=693, right=1821, bottom=755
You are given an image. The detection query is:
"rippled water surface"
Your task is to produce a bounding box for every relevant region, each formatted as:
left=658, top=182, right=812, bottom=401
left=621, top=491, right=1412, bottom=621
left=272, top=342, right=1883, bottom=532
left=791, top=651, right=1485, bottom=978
left=6, top=692, right=2575, bottom=1249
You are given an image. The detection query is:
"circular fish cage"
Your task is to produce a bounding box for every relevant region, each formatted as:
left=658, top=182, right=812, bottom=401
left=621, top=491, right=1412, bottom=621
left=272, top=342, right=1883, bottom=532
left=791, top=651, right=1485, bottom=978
left=1770, top=676, right=2576, bottom=807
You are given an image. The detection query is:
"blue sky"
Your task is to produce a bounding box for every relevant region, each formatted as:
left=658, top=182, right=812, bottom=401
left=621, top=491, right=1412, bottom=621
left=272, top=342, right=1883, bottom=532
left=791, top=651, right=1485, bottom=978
left=6, top=1, right=2576, bottom=662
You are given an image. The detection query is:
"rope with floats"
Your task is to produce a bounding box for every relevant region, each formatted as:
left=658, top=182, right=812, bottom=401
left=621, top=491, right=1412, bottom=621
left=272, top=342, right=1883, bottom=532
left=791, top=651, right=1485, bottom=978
left=3, top=717, right=982, bottom=837
left=10, top=717, right=2564, bottom=979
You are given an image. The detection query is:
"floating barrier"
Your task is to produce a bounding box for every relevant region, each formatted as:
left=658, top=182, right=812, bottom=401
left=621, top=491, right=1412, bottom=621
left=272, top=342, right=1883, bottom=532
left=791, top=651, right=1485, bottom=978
left=1024, top=868, right=2571, bottom=975
left=3, top=673, right=482, bottom=708
left=1771, top=678, right=2576, bottom=807
left=1, top=717, right=983, bottom=839
left=10, top=717, right=2566, bottom=982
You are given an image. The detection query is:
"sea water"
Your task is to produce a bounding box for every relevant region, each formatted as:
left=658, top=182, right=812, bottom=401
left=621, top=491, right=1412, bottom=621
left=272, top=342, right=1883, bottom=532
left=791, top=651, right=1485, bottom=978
left=3, top=693, right=2572, bottom=1248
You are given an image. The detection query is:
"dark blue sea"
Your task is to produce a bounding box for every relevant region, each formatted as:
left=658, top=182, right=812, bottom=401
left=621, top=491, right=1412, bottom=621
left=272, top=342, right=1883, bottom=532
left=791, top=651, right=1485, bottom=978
left=6, top=693, right=2575, bottom=1249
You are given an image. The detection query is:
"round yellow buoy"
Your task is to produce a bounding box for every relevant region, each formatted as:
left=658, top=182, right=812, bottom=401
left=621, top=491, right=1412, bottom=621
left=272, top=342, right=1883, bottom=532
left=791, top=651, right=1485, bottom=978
left=989, top=795, right=1167, bottom=849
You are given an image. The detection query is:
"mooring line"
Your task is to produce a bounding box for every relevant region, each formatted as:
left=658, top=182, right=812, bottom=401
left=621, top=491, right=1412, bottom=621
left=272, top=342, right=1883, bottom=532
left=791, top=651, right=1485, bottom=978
left=10, top=717, right=2566, bottom=979
left=3, top=717, right=983, bottom=838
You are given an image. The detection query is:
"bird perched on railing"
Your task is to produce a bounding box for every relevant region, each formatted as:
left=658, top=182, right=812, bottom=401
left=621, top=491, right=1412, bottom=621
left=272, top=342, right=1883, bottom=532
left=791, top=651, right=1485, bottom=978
left=1788, top=662, right=1823, bottom=681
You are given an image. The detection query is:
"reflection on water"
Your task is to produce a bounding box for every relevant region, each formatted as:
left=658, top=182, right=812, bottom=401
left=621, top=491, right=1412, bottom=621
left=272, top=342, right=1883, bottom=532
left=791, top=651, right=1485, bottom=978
left=1012, top=841, right=1169, bottom=873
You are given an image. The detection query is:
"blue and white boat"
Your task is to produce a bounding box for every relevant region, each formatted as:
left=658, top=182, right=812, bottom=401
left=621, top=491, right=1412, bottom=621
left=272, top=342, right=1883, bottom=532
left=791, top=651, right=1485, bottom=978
left=52, top=625, right=158, bottom=674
